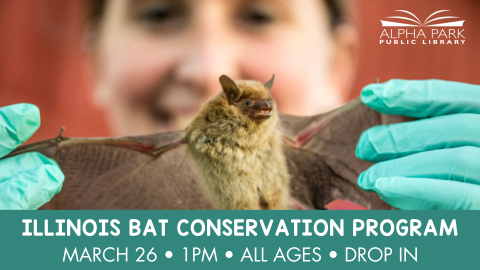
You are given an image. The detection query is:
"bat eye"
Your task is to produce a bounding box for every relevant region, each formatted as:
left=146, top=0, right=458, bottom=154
left=245, top=100, right=251, bottom=106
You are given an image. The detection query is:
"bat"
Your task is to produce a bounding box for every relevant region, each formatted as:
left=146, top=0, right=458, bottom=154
left=183, top=75, right=291, bottom=210
left=4, top=99, right=409, bottom=210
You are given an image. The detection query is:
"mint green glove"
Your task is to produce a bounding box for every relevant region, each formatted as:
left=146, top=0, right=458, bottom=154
left=356, top=79, right=480, bottom=210
left=0, top=104, right=64, bottom=210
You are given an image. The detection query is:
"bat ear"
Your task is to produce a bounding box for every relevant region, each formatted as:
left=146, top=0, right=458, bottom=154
left=264, top=74, right=275, bottom=91
left=219, top=75, right=242, bottom=104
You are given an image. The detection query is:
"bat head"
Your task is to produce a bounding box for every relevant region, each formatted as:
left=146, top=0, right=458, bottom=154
left=219, top=74, right=276, bottom=121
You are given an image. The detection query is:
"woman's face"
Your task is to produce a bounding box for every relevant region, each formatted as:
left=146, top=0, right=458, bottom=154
left=92, top=0, right=355, bottom=136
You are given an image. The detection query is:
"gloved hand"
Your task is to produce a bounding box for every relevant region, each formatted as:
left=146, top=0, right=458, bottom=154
left=0, top=104, right=64, bottom=210
left=356, top=79, right=480, bottom=210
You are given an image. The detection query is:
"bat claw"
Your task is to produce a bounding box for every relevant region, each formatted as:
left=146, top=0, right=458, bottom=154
left=56, top=127, right=65, bottom=142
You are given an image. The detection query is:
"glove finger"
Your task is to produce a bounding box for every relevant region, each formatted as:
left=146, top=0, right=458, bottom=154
left=361, top=79, right=480, bottom=118
left=0, top=161, right=64, bottom=210
left=358, top=146, right=480, bottom=191
left=0, top=104, right=40, bottom=158
left=374, top=177, right=480, bottom=210
left=356, top=114, right=480, bottom=162
left=0, top=152, right=59, bottom=182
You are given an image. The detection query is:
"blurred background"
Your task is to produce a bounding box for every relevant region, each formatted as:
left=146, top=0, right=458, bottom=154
left=0, top=0, right=479, bottom=142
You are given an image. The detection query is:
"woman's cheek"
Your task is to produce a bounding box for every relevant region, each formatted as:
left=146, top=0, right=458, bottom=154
left=100, top=37, right=179, bottom=102
left=240, top=38, right=325, bottom=116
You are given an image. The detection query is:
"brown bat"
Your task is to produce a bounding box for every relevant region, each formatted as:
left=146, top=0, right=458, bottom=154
left=4, top=96, right=409, bottom=210
left=184, top=75, right=290, bottom=210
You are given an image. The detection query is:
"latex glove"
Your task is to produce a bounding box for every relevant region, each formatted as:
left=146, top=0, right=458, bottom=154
left=356, top=79, right=480, bottom=210
left=0, top=104, right=64, bottom=210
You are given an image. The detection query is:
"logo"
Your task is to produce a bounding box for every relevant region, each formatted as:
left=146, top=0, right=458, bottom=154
left=379, top=10, right=465, bottom=45
left=381, top=10, right=464, bottom=27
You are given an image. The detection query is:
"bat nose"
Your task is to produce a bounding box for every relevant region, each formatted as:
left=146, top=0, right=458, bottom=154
left=253, top=100, right=273, bottom=120
left=262, top=101, right=273, bottom=111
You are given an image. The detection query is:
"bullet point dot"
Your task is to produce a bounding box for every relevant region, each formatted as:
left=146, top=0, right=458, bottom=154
left=330, top=251, right=337, bottom=258
left=165, top=251, right=173, bottom=258
left=226, top=251, right=233, bottom=258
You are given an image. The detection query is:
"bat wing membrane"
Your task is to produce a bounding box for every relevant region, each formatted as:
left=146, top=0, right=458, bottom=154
left=6, top=99, right=409, bottom=209
left=279, top=99, right=409, bottom=209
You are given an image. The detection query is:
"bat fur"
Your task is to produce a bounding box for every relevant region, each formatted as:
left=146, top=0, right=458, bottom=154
left=183, top=75, right=289, bottom=210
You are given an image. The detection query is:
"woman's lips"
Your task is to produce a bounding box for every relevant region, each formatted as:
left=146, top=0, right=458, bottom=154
left=157, top=87, right=203, bottom=113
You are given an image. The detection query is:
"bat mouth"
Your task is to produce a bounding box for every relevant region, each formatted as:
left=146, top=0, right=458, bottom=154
left=253, top=108, right=272, bottom=119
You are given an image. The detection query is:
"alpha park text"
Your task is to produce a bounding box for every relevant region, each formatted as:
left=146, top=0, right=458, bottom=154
left=380, top=28, right=465, bottom=45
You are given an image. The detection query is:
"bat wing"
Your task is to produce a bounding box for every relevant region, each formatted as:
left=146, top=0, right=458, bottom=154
left=279, top=99, right=410, bottom=209
left=7, top=132, right=215, bottom=209
left=5, top=98, right=409, bottom=209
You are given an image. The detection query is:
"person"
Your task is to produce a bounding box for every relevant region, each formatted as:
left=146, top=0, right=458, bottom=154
left=1, top=0, right=479, bottom=210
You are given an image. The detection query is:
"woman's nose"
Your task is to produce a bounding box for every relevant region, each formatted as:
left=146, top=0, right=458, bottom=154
left=174, top=19, right=240, bottom=99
